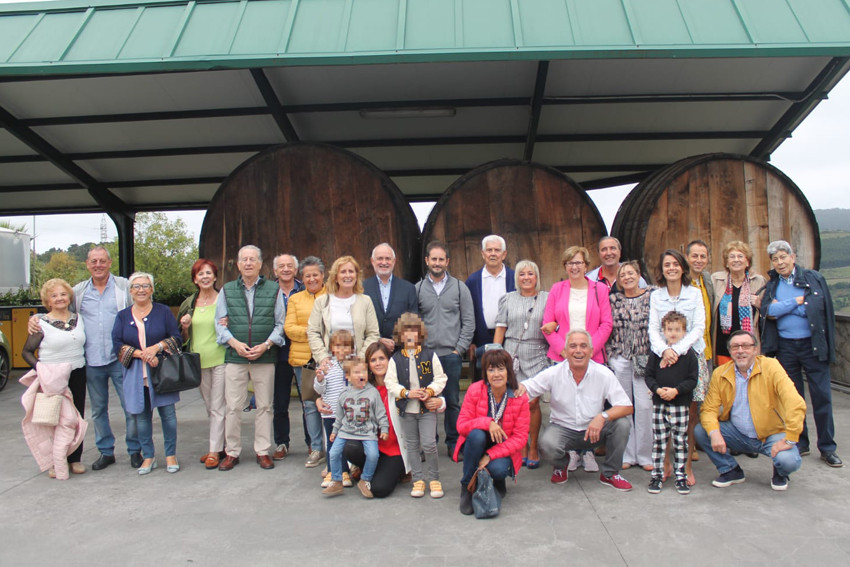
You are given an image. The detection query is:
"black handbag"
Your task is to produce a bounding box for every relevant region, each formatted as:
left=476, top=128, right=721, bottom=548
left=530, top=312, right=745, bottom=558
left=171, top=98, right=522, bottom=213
left=470, top=468, right=501, bottom=519
left=150, top=348, right=202, bottom=394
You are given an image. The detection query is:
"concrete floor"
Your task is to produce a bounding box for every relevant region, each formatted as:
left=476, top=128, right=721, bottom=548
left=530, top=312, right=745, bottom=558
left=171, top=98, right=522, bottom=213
left=1, top=369, right=848, bottom=566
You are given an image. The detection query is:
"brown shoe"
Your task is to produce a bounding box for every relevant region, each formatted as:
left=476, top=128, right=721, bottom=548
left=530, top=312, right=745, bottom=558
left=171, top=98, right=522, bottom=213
left=69, top=462, right=86, bottom=475
left=399, top=472, right=412, bottom=484
left=219, top=455, right=240, bottom=471
left=322, top=481, right=344, bottom=496
left=357, top=479, right=373, bottom=498
left=349, top=465, right=362, bottom=481
left=272, top=444, right=289, bottom=461
left=256, top=455, right=275, bottom=469
left=199, top=452, right=210, bottom=464
left=204, top=453, right=220, bottom=470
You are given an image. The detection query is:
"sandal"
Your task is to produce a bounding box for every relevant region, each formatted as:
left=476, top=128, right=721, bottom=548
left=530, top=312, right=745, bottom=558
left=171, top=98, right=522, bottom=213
left=526, top=459, right=540, bottom=470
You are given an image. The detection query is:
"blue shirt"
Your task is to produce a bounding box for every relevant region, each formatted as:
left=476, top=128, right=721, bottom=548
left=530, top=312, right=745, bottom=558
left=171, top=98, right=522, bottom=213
left=79, top=276, right=119, bottom=366
left=379, top=275, right=393, bottom=311
left=731, top=363, right=758, bottom=439
left=766, top=278, right=810, bottom=339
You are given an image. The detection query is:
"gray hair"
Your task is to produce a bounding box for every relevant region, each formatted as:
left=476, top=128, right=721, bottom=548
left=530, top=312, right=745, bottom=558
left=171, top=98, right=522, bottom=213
left=598, top=236, right=621, bottom=251
left=726, top=329, right=759, bottom=351
left=128, top=271, right=155, bottom=292
left=300, top=256, right=325, bottom=275
left=87, top=245, right=111, bottom=260
left=514, top=259, right=541, bottom=293
left=566, top=329, right=593, bottom=351
left=273, top=253, right=299, bottom=271
left=238, top=245, right=262, bottom=263
left=767, top=240, right=794, bottom=257
left=481, top=235, right=506, bottom=252
left=371, top=243, right=396, bottom=260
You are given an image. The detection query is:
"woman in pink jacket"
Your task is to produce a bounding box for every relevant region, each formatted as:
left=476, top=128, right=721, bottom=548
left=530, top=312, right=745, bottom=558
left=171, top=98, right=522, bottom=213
left=542, top=245, right=613, bottom=365
left=454, top=348, right=529, bottom=515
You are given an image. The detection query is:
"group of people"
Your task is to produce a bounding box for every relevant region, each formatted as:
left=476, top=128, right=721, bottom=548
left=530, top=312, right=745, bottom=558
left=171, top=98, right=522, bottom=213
left=18, top=233, right=842, bottom=514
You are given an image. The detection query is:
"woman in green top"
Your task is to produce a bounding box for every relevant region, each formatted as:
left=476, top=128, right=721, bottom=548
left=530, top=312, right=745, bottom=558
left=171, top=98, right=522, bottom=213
left=178, top=259, right=227, bottom=470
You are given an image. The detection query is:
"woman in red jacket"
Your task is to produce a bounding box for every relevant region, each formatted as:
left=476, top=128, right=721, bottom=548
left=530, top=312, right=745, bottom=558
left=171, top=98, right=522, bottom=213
left=454, top=348, right=530, bottom=515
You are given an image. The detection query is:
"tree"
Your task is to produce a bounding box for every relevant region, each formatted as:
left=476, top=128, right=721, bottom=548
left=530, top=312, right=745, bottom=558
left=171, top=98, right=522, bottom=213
left=39, top=251, right=87, bottom=285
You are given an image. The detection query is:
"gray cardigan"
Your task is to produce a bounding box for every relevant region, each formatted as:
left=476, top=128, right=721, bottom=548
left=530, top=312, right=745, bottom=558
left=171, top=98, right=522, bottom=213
left=415, top=274, right=475, bottom=356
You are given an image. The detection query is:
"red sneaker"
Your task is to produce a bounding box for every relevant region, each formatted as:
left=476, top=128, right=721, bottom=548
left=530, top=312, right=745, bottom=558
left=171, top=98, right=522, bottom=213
left=599, top=473, right=632, bottom=492
left=550, top=466, right=569, bottom=484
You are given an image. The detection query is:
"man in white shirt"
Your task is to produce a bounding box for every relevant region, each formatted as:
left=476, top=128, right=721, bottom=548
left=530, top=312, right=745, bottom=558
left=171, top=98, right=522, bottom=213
left=518, top=330, right=634, bottom=491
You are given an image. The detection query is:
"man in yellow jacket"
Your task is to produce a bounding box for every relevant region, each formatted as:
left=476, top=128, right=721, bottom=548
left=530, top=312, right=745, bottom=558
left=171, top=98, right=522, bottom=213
left=694, top=330, right=805, bottom=491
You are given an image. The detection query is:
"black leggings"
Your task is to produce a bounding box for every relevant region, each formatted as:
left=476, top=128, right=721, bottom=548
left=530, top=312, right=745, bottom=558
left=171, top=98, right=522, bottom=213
left=67, top=367, right=86, bottom=463
left=342, top=442, right=405, bottom=498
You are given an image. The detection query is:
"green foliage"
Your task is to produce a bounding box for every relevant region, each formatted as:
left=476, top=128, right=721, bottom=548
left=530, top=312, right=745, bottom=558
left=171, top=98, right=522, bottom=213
left=819, top=233, right=850, bottom=269
left=0, top=287, right=38, bottom=306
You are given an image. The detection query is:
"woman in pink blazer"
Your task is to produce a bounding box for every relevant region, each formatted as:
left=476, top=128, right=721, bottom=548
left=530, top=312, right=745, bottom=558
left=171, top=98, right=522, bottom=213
left=542, top=245, right=613, bottom=364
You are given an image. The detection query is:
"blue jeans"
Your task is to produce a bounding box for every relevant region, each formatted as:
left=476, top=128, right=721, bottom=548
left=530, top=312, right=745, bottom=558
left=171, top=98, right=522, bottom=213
left=777, top=337, right=836, bottom=453
left=322, top=418, right=348, bottom=473
left=694, top=422, right=801, bottom=477
left=133, top=387, right=177, bottom=459
left=331, top=439, right=379, bottom=481
left=460, top=429, right=513, bottom=486
left=86, top=360, right=140, bottom=456
left=439, top=353, right=462, bottom=449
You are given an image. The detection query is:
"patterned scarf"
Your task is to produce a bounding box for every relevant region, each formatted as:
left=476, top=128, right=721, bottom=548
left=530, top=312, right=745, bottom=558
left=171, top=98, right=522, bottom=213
left=719, top=271, right=752, bottom=334
left=487, top=385, right=508, bottom=425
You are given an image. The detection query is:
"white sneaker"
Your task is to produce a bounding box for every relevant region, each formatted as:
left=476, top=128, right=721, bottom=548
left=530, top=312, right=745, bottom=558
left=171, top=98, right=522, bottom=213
left=567, top=451, right=581, bottom=471
left=582, top=451, right=599, bottom=472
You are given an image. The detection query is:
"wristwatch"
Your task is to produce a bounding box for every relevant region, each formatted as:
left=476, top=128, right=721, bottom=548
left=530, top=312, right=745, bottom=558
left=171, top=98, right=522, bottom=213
left=601, top=411, right=609, bottom=421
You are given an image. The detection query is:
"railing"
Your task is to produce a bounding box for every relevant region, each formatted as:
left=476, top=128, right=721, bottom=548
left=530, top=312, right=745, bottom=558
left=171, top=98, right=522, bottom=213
left=831, top=315, right=850, bottom=388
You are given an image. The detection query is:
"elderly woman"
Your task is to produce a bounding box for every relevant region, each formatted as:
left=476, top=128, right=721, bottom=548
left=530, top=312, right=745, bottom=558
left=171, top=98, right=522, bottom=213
left=112, top=272, right=182, bottom=475
left=177, top=259, right=226, bottom=469
left=455, top=348, right=529, bottom=515
left=607, top=261, right=656, bottom=471
left=308, top=255, right=380, bottom=366
left=21, top=278, right=87, bottom=477
left=542, top=245, right=612, bottom=472
left=648, top=249, right=706, bottom=485
left=284, top=256, right=328, bottom=468
left=710, top=241, right=765, bottom=366
left=493, top=259, right=549, bottom=469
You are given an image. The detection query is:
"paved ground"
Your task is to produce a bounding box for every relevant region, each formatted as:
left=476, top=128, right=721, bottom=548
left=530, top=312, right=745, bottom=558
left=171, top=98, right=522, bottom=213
left=1, top=369, right=848, bottom=566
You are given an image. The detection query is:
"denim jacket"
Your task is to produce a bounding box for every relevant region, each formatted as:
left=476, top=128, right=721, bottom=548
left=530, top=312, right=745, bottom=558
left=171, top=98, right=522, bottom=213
left=760, top=265, right=835, bottom=363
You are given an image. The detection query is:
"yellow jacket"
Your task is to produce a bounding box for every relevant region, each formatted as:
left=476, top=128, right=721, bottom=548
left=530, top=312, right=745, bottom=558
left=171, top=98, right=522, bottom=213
left=284, top=287, right=326, bottom=366
left=700, top=355, right=806, bottom=443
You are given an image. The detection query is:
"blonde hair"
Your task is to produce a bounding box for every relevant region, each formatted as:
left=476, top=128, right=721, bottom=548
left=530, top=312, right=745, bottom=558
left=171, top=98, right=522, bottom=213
left=40, top=278, right=73, bottom=309
left=326, top=256, right=364, bottom=295
left=722, top=240, right=753, bottom=268
left=561, top=246, right=591, bottom=267
left=392, top=312, right=428, bottom=346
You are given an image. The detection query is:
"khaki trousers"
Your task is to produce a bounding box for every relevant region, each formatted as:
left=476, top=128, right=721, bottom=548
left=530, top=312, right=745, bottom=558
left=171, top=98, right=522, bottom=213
left=224, top=362, right=274, bottom=457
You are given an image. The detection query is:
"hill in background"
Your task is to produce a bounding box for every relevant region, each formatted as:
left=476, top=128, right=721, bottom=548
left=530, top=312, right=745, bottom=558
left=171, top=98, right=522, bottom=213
left=815, top=208, right=850, bottom=232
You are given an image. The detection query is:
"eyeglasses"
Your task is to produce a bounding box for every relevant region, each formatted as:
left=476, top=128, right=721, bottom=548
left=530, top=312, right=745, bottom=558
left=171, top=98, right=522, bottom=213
left=729, top=343, right=756, bottom=351
left=564, top=261, right=585, bottom=267
left=130, top=284, right=152, bottom=290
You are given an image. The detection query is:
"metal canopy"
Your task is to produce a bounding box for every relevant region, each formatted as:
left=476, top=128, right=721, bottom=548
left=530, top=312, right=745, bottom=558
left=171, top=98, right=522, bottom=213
left=1, top=0, right=850, bottom=219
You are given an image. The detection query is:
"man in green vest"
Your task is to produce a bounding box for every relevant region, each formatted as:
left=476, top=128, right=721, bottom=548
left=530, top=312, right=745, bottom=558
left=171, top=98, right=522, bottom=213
left=215, top=245, right=286, bottom=471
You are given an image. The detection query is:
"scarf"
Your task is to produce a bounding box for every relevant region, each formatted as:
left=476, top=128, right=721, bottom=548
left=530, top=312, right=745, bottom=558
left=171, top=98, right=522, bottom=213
left=487, top=385, right=508, bottom=425
left=719, top=271, right=752, bottom=334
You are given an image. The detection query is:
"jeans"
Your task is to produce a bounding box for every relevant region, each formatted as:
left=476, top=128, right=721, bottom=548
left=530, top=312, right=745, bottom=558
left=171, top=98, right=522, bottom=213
left=694, top=422, right=802, bottom=477
left=460, top=429, right=513, bottom=486
left=331, top=439, right=378, bottom=482
left=86, top=360, right=140, bottom=456
left=540, top=418, right=630, bottom=477
left=343, top=443, right=405, bottom=498
left=133, top=386, right=178, bottom=459
left=322, top=418, right=348, bottom=473
left=273, top=360, right=310, bottom=448
left=777, top=337, right=836, bottom=453
left=439, top=353, right=462, bottom=450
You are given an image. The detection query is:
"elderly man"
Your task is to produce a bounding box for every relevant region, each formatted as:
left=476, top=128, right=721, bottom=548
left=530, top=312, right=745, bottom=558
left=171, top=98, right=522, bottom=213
left=34, top=246, right=141, bottom=471
left=363, top=242, right=417, bottom=353
left=586, top=236, right=646, bottom=293
left=271, top=253, right=305, bottom=461
left=416, top=240, right=475, bottom=458
left=517, top=330, right=634, bottom=491
left=215, top=245, right=286, bottom=471
left=466, top=235, right=515, bottom=354
left=760, top=240, right=842, bottom=468
left=694, top=330, right=805, bottom=490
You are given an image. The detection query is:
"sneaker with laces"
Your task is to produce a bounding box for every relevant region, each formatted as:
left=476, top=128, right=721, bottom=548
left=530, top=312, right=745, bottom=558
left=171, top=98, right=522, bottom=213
left=582, top=451, right=599, bottom=472
left=771, top=467, right=789, bottom=491
left=567, top=451, right=581, bottom=472
left=711, top=466, right=745, bottom=488
left=321, top=472, right=333, bottom=488
left=322, top=481, right=344, bottom=496
left=599, top=473, right=633, bottom=491
left=675, top=479, right=690, bottom=494
left=551, top=466, right=569, bottom=484
left=305, top=450, right=325, bottom=468
left=429, top=480, right=444, bottom=498
left=358, top=479, right=373, bottom=498
left=342, top=472, right=353, bottom=487
left=411, top=480, right=426, bottom=497
left=647, top=477, right=663, bottom=494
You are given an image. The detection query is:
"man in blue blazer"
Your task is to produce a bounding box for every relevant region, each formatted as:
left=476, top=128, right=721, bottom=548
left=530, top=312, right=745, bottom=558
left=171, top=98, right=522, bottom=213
left=363, top=243, right=418, bottom=352
left=466, top=235, right=515, bottom=360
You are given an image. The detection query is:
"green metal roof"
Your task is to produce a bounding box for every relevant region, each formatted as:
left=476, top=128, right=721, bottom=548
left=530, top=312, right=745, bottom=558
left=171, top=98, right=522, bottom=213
left=1, top=0, right=850, bottom=75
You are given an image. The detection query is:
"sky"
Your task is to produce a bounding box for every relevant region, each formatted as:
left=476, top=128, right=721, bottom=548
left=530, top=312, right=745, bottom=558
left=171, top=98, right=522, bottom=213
left=1, top=0, right=849, bottom=250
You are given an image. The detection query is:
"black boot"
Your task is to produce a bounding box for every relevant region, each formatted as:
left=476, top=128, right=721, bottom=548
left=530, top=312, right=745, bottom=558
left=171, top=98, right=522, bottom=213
left=459, top=488, right=473, bottom=515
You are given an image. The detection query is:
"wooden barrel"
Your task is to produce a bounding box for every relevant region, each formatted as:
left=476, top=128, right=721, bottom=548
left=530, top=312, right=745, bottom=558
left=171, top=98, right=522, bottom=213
left=422, top=160, right=606, bottom=291
left=611, top=153, right=820, bottom=283
left=200, top=143, right=421, bottom=282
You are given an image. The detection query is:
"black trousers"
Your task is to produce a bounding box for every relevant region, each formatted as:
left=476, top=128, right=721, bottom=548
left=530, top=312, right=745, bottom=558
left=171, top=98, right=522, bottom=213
left=342, top=442, right=405, bottom=498
left=68, top=366, right=86, bottom=463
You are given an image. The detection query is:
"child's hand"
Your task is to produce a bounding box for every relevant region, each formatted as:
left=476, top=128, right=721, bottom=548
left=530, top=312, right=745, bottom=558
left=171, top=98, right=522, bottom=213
left=329, top=433, right=336, bottom=442
left=316, top=398, right=332, bottom=414
left=380, top=433, right=388, bottom=441
left=420, top=389, right=432, bottom=401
